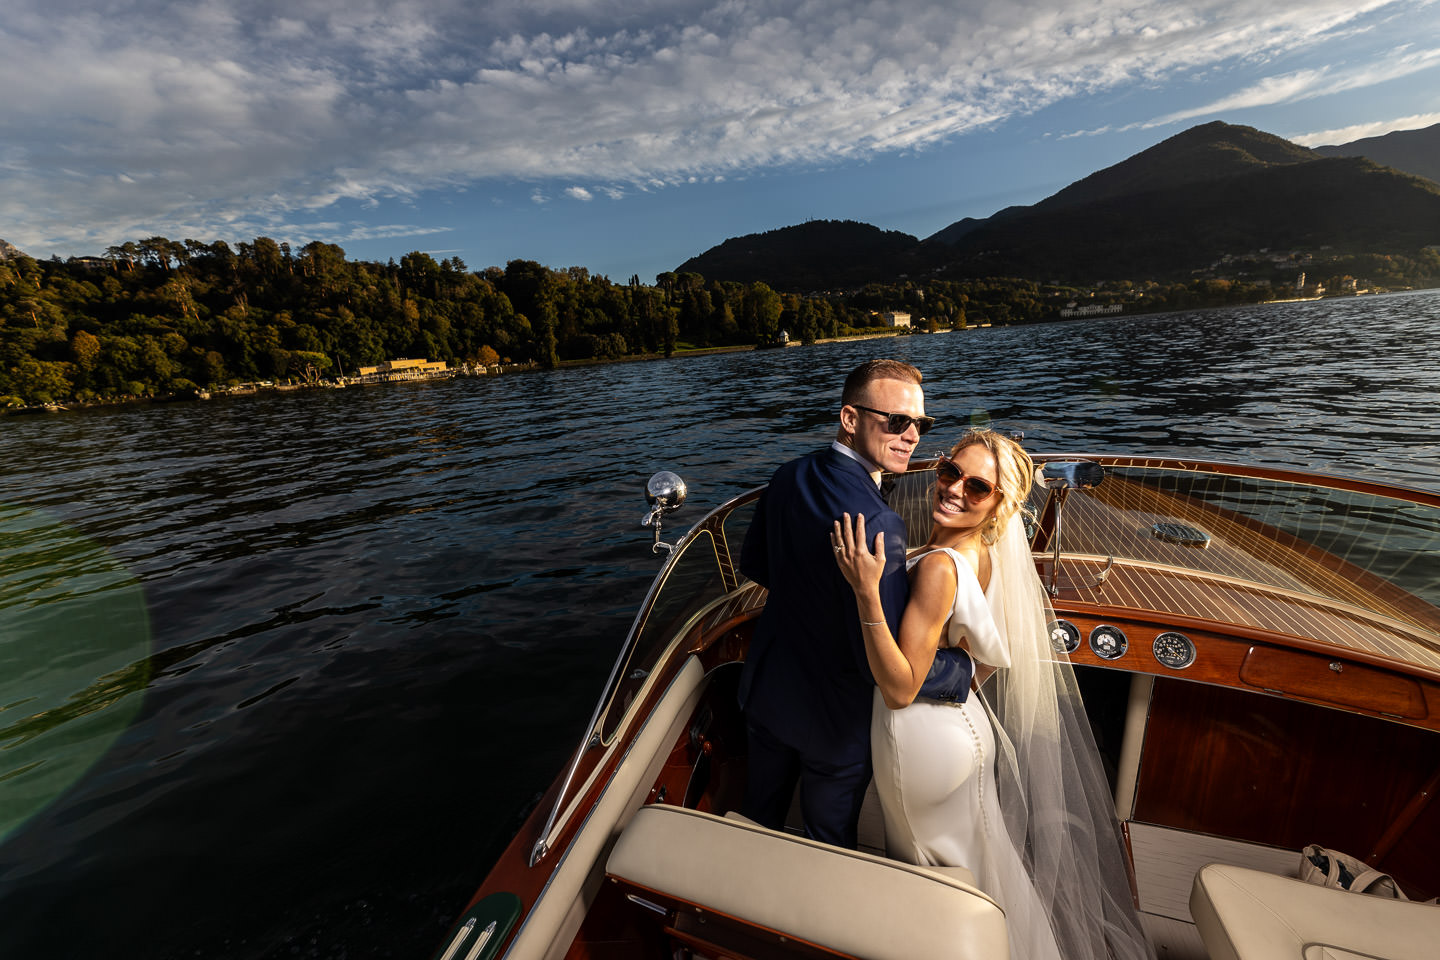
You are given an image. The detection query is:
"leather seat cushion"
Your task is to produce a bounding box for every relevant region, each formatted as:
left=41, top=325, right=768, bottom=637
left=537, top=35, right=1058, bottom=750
left=1191, top=862, right=1440, bottom=960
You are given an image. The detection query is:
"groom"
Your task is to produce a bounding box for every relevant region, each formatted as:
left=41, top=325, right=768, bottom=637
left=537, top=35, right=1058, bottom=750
left=738, top=358, right=973, bottom=848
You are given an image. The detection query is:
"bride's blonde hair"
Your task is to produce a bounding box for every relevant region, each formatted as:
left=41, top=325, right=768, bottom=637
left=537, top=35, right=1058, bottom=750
left=947, top=428, right=1034, bottom=544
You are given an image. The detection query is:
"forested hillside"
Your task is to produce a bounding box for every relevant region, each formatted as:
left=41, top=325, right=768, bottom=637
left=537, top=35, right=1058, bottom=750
left=675, top=220, right=924, bottom=288
left=0, top=237, right=904, bottom=406
left=1313, top=122, right=1440, bottom=185
left=4, top=234, right=1432, bottom=409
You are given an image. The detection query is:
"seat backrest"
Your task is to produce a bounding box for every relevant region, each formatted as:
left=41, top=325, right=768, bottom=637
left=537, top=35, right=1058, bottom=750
left=607, top=804, right=1009, bottom=960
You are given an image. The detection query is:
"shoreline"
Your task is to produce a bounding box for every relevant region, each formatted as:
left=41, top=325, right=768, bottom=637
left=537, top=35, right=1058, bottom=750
left=1, top=330, right=921, bottom=414
left=7, top=288, right=1430, bottom=417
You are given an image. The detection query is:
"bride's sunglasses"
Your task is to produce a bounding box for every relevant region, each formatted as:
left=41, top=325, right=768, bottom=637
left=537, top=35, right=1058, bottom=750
left=935, top=457, right=997, bottom=502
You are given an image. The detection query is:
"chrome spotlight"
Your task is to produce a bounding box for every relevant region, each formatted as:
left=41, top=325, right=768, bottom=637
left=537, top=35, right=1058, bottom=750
left=641, top=471, right=688, bottom=554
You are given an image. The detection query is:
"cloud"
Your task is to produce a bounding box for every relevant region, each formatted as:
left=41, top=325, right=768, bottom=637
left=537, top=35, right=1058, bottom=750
left=0, top=0, right=1432, bottom=254
left=1289, top=111, right=1440, bottom=146
left=323, top=223, right=454, bottom=242
left=1146, top=43, right=1440, bottom=126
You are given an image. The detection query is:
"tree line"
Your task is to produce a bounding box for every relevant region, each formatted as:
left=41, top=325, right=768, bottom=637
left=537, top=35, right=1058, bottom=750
left=1, top=236, right=1432, bottom=407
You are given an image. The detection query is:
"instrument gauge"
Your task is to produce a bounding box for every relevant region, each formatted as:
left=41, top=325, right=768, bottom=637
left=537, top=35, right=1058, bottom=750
left=1153, top=631, right=1197, bottom=669
left=1048, top=619, right=1081, bottom=654
left=1089, top=624, right=1128, bottom=660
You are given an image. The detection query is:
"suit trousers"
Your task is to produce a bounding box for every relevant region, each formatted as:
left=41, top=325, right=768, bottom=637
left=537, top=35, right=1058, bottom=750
left=741, top=718, right=871, bottom=849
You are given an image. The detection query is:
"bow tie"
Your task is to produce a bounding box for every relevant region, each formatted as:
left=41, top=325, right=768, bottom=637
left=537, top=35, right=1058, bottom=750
left=879, top=476, right=896, bottom=502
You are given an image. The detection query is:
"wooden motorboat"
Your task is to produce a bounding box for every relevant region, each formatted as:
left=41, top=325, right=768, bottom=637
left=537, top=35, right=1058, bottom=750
left=438, top=456, right=1440, bottom=960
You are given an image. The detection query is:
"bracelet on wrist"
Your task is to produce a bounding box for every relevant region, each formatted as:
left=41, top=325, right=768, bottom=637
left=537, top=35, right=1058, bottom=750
left=861, top=619, right=885, bottom=626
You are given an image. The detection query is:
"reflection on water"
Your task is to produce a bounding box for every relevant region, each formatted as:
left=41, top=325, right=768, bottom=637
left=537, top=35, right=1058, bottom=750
left=0, top=289, right=1438, bottom=958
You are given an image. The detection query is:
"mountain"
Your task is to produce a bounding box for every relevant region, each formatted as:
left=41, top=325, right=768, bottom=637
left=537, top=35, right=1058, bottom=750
left=931, top=121, right=1316, bottom=246
left=1313, top=123, right=1440, bottom=185
left=673, top=122, right=1440, bottom=289
left=0, top=239, right=25, bottom=261
left=675, top=220, right=922, bottom=289
left=926, top=122, right=1440, bottom=281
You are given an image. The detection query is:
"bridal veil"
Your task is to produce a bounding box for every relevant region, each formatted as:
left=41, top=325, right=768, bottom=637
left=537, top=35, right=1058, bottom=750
left=985, top=509, right=1151, bottom=960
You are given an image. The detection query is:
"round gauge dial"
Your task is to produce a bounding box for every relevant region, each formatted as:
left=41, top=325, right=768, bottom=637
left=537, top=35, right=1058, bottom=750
left=1089, top=624, right=1128, bottom=660
left=1153, top=631, right=1197, bottom=669
left=1049, top=619, right=1081, bottom=654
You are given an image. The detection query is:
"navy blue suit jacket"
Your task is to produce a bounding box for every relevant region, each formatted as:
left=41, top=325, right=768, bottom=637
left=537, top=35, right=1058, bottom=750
left=738, top=447, right=973, bottom=767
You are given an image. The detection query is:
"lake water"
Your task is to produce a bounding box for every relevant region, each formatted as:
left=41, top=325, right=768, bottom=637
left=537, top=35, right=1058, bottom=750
left=1, top=291, right=1438, bottom=959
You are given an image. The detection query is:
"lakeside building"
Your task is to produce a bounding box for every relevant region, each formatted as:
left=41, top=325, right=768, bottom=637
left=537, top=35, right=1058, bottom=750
left=357, top=358, right=448, bottom=375
left=1060, top=302, right=1123, bottom=318
left=880, top=311, right=911, bottom=328
left=355, top=358, right=451, bottom=382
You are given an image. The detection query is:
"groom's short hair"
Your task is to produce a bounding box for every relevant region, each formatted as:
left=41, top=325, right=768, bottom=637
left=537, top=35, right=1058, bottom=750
left=841, top=359, right=923, bottom=406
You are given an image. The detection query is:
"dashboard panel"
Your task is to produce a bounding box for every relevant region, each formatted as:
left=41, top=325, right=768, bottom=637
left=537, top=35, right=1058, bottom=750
left=1051, top=605, right=1440, bottom=732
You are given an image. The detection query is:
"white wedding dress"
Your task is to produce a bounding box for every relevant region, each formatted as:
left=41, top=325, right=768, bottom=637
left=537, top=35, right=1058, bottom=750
left=871, top=545, right=1064, bottom=960
left=865, top=511, right=1150, bottom=960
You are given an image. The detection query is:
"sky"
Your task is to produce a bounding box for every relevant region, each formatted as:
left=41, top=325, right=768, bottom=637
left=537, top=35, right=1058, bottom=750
left=3, top=0, right=1439, bottom=284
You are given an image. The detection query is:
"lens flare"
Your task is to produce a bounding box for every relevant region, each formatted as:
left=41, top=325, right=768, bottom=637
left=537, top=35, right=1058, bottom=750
left=0, top=506, right=151, bottom=844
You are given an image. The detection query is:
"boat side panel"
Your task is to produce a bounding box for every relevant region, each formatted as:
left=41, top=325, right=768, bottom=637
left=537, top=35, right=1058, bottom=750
left=460, top=607, right=753, bottom=959
left=504, top=656, right=709, bottom=960
left=1132, top=676, right=1440, bottom=900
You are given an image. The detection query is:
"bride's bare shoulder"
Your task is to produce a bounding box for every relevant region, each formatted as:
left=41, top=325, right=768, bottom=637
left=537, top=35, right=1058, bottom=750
left=926, top=544, right=987, bottom=591
left=909, top=549, right=959, bottom=584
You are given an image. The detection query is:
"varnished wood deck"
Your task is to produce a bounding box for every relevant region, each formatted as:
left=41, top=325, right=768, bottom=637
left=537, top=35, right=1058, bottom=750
left=1038, top=470, right=1440, bottom=669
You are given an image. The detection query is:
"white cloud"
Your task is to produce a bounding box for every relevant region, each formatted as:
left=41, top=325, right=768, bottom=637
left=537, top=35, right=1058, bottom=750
left=323, top=223, right=454, bottom=242
left=1290, top=111, right=1440, bottom=146
left=1147, top=44, right=1440, bottom=126
left=0, top=0, right=1434, bottom=254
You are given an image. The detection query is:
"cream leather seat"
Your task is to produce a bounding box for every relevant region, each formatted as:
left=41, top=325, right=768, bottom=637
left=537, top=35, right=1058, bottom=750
left=1190, top=862, right=1440, bottom=960
left=607, top=804, right=1009, bottom=960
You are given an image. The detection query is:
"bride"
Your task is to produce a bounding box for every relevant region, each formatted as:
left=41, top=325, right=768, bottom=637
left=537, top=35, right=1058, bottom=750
left=832, top=428, right=1149, bottom=960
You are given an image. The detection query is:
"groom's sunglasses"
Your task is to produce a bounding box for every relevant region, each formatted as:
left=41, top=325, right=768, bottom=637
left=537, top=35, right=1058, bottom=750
left=851, top=404, right=935, bottom=436
left=935, top=457, right=998, bottom=502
